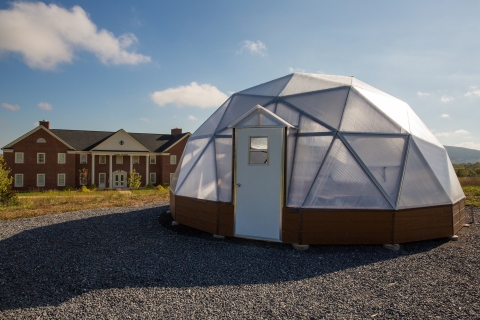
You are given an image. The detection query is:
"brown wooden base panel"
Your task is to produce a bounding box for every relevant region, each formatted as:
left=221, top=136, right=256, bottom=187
left=171, top=195, right=466, bottom=245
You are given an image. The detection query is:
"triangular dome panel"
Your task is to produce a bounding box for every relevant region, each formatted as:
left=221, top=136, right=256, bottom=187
left=287, top=135, right=333, bottom=207
left=215, top=137, right=233, bottom=202
left=177, top=140, right=217, bottom=201
left=397, top=139, right=451, bottom=209
left=192, top=98, right=230, bottom=138
left=351, top=78, right=394, bottom=98
left=298, top=115, right=331, bottom=133
left=238, top=74, right=292, bottom=96
left=275, top=102, right=300, bottom=127
left=340, top=88, right=404, bottom=133
left=175, top=137, right=211, bottom=192
left=447, top=159, right=465, bottom=203
left=344, top=134, right=407, bottom=204
left=280, top=73, right=351, bottom=96
left=408, top=109, right=443, bottom=147
left=282, top=87, right=350, bottom=129
left=215, top=95, right=273, bottom=132
left=304, top=138, right=392, bottom=209
left=354, top=87, right=411, bottom=133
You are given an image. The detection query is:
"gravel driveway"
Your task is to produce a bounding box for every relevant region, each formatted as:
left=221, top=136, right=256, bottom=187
left=0, top=202, right=479, bottom=319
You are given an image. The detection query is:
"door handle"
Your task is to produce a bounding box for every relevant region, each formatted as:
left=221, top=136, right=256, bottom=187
left=236, top=183, right=241, bottom=187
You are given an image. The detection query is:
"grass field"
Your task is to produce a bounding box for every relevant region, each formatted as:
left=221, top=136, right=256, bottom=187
left=0, top=189, right=169, bottom=220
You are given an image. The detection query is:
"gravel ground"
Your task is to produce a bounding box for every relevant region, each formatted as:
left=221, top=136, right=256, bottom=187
left=0, top=203, right=479, bottom=319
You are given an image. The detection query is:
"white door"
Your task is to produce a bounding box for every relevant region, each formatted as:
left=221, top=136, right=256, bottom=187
left=114, top=172, right=126, bottom=187
left=99, top=173, right=106, bottom=189
left=235, top=127, right=284, bottom=241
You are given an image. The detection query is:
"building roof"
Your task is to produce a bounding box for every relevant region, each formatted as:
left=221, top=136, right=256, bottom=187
left=50, top=129, right=189, bottom=152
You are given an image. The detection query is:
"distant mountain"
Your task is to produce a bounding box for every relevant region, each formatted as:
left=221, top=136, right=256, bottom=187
left=444, top=145, right=480, bottom=164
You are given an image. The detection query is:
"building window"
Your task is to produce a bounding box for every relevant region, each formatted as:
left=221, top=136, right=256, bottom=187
left=150, top=173, right=156, bottom=184
left=37, top=174, right=45, bottom=187
left=15, top=152, right=24, bottom=164
left=170, top=155, right=177, bottom=165
left=99, top=173, right=106, bottom=185
left=14, top=174, right=23, bottom=187
left=37, top=138, right=46, bottom=143
left=116, top=155, right=123, bottom=164
left=37, top=153, right=45, bottom=164
left=133, top=156, right=139, bottom=164
left=150, top=156, right=156, bottom=164
left=58, top=174, right=66, bottom=186
left=58, top=153, right=66, bottom=164
left=99, top=155, right=106, bottom=164
left=80, top=154, right=87, bottom=164
left=170, top=173, right=175, bottom=183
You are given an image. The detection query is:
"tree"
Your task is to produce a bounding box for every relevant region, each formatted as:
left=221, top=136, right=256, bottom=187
left=128, top=169, right=142, bottom=189
left=0, top=157, right=18, bottom=206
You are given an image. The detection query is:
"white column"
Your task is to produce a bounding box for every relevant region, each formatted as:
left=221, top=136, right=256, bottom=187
left=146, top=155, right=150, bottom=186
left=91, top=154, right=95, bottom=185
left=130, top=155, right=133, bottom=174
left=109, top=154, right=113, bottom=188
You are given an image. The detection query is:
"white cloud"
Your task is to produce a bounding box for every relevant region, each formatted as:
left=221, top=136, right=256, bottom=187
left=289, top=67, right=306, bottom=73
left=455, top=129, right=469, bottom=135
left=188, top=115, right=198, bottom=121
left=456, top=142, right=480, bottom=151
left=417, top=91, right=432, bottom=97
left=465, top=86, right=480, bottom=97
left=1, top=102, right=20, bottom=111
left=150, top=82, right=228, bottom=109
left=440, top=114, right=450, bottom=118
left=440, top=95, right=454, bottom=103
left=37, top=102, right=52, bottom=110
left=435, top=129, right=470, bottom=138
left=0, top=2, right=151, bottom=70
left=236, top=40, right=267, bottom=56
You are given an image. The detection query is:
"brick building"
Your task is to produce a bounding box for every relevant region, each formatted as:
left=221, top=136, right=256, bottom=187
left=1, top=120, right=190, bottom=191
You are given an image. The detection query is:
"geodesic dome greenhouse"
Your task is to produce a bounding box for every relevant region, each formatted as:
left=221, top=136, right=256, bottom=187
left=170, top=73, right=466, bottom=245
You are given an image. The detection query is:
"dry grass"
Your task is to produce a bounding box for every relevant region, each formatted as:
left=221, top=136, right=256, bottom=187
left=0, top=189, right=169, bottom=220
left=459, top=177, right=480, bottom=187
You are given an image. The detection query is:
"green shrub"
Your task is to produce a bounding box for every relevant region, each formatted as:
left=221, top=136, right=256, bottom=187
left=81, top=185, right=91, bottom=192
left=156, top=185, right=164, bottom=191
left=0, top=157, right=18, bottom=206
left=89, top=183, right=97, bottom=191
left=145, top=182, right=155, bottom=189
left=128, top=169, right=142, bottom=189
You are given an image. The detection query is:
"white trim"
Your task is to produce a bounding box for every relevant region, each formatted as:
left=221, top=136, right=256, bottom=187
left=15, top=152, right=24, bottom=163
left=14, top=174, right=23, bottom=187
left=170, top=155, right=177, bottom=165
left=133, top=155, right=140, bottom=164
left=150, top=172, right=156, bottom=184
left=57, top=173, right=66, bottom=187
left=80, top=154, right=87, bottom=164
left=162, top=133, right=191, bottom=152
left=2, top=149, right=13, bottom=153
left=36, top=138, right=46, bottom=143
left=2, top=125, right=75, bottom=150
left=91, top=129, right=150, bottom=152
left=37, top=153, right=45, bottom=164
left=58, top=153, right=66, bottom=164
left=37, top=174, right=45, bottom=187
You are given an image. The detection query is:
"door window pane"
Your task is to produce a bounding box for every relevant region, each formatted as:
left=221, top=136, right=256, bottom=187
left=249, top=136, right=268, bottom=164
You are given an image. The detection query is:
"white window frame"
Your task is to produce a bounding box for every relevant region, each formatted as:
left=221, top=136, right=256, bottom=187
left=58, top=153, right=66, bottom=164
left=170, top=155, right=177, bottom=165
left=150, top=156, right=156, bottom=164
left=99, top=155, right=106, bottom=164
left=170, top=173, right=175, bottom=183
left=99, top=173, right=106, bottom=185
left=150, top=173, right=156, bottom=184
left=37, top=153, right=45, bottom=164
left=37, top=174, right=45, bottom=187
left=133, top=156, right=140, bottom=164
left=15, top=152, right=24, bottom=164
left=116, top=155, right=123, bottom=164
left=14, top=174, right=23, bottom=187
left=80, top=154, right=87, bottom=164
left=57, top=173, right=66, bottom=187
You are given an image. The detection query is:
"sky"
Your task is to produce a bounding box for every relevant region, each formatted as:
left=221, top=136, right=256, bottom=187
left=1, top=0, right=480, bottom=152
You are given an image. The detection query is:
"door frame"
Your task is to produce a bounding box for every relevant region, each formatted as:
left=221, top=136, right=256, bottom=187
left=98, top=173, right=106, bottom=189
left=233, top=127, right=286, bottom=242
left=113, top=170, right=127, bottom=188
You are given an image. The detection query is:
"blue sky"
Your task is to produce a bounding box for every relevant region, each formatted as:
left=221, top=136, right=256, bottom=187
left=1, top=0, right=480, bottom=151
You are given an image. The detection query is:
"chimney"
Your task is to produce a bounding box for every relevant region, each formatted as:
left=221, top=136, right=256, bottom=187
left=39, top=120, right=50, bottom=129
left=171, top=128, right=182, bottom=135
